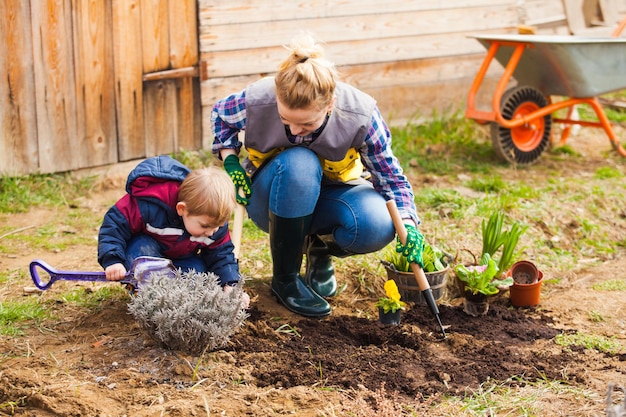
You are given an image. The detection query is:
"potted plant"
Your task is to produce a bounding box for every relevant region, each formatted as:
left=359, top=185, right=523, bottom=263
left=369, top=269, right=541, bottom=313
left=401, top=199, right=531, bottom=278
left=453, top=210, right=528, bottom=297
left=381, top=241, right=450, bottom=305
left=375, top=280, right=406, bottom=325
left=454, top=253, right=513, bottom=316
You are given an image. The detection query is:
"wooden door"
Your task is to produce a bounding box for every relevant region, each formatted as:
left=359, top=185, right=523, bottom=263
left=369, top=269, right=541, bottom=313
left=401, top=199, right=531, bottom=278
left=0, top=0, right=201, bottom=176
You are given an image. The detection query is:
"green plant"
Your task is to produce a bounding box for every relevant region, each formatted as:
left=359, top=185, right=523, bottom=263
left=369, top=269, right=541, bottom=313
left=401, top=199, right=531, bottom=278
left=275, top=323, right=301, bottom=337
left=498, top=221, right=528, bottom=272
left=455, top=253, right=513, bottom=296
left=481, top=211, right=505, bottom=259
left=481, top=210, right=527, bottom=272
left=375, top=280, right=406, bottom=314
left=382, top=241, right=448, bottom=273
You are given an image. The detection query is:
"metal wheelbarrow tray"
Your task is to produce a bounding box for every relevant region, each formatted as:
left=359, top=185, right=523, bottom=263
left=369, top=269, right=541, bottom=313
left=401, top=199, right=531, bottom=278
left=465, top=17, right=626, bottom=164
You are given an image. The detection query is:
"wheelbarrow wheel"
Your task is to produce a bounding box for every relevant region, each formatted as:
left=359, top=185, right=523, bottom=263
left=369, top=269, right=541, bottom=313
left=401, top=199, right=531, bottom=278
left=491, top=86, right=551, bottom=164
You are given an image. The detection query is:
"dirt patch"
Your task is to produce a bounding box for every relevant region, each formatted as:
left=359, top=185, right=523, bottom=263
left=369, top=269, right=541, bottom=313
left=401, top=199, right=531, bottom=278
left=1, top=130, right=626, bottom=416
left=1, top=258, right=625, bottom=416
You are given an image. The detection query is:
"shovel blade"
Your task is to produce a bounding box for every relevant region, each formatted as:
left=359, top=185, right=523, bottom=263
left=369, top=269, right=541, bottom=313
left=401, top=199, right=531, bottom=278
left=129, top=256, right=176, bottom=288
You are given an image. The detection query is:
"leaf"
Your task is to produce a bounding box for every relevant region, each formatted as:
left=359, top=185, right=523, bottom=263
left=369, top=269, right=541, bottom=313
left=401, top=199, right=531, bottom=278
left=481, top=211, right=505, bottom=257
left=456, top=254, right=504, bottom=296
left=476, top=255, right=499, bottom=290
left=455, top=264, right=471, bottom=282
left=498, top=222, right=528, bottom=271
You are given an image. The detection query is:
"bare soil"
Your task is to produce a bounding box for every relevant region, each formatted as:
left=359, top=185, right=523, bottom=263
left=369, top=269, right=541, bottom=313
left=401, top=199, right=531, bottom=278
left=1, top=131, right=626, bottom=416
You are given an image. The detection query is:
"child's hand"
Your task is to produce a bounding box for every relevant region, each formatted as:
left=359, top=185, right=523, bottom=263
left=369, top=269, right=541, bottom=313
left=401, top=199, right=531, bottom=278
left=105, top=263, right=127, bottom=281
left=223, top=285, right=250, bottom=309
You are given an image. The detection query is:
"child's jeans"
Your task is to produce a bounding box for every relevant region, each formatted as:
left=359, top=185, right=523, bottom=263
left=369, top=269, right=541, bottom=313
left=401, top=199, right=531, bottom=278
left=126, top=234, right=206, bottom=272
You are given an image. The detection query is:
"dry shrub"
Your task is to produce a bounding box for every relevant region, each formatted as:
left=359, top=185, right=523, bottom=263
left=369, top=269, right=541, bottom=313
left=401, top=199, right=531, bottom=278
left=128, top=269, right=248, bottom=354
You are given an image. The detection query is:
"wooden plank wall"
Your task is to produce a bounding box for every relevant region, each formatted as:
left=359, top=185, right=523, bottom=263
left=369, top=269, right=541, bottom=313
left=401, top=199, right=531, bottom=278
left=197, top=0, right=625, bottom=149
left=2, top=0, right=625, bottom=175
left=0, top=2, right=39, bottom=175
left=0, top=0, right=200, bottom=176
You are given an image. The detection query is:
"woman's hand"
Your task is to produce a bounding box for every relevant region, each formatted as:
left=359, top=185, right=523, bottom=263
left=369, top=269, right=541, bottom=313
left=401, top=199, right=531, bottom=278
left=223, top=154, right=252, bottom=205
left=396, top=224, right=425, bottom=268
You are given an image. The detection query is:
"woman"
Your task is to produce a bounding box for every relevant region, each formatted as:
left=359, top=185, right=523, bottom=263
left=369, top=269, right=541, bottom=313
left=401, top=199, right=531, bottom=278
left=211, top=33, right=424, bottom=317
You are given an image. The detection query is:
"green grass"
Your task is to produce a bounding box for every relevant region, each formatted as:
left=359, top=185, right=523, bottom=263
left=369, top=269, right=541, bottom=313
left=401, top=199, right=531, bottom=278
left=0, top=298, right=48, bottom=336
left=0, top=173, right=97, bottom=214
left=574, top=89, right=626, bottom=124
left=390, top=108, right=495, bottom=174
left=588, top=310, right=606, bottom=322
left=594, top=166, right=624, bottom=179
left=57, top=285, right=129, bottom=310
left=555, top=331, right=624, bottom=354
left=0, top=286, right=127, bottom=337
left=591, top=279, right=626, bottom=291
left=170, top=148, right=216, bottom=169
left=422, top=374, right=597, bottom=417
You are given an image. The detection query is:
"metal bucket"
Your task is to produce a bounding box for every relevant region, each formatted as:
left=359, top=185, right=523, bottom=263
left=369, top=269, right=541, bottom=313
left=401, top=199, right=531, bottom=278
left=381, top=260, right=448, bottom=305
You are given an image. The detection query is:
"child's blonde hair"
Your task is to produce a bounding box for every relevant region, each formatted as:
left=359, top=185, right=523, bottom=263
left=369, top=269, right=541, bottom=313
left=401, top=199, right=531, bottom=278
left=178, top=166, right=236, bottom=224
left=275, top=32, right=337, bottom=111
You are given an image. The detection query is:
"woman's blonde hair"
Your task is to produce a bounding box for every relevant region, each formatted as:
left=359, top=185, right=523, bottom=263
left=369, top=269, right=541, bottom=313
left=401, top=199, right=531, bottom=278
left=178, top=166, right=236, bottom=224
left=275, top=32, right=338, bottom=111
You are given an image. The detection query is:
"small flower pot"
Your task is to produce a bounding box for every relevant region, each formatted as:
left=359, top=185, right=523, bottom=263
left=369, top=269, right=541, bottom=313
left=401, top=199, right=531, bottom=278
left=463, top=291, right=489, bottom=317
left=507, top=261, right=542, bottom=307
left=378, top=307, right=401, bottom=325
left=509, top=260, right=539, bottom=285
left=509, top=269, right=543, bottom=307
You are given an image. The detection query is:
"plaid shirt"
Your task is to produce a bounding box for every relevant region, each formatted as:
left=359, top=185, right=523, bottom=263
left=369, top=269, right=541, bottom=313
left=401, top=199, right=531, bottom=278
left=211, top=89, right=419, bottom=224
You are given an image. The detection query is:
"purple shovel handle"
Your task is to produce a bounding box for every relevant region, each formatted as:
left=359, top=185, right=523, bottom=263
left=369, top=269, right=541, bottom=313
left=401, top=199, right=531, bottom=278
left=28, top=256, right=175, bottom=291
left=29, top=259, right=132, bottom=290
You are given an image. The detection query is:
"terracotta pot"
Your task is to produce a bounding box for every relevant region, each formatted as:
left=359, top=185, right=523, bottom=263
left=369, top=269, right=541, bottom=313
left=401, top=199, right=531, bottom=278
left=378, top=307, right=401, bottom=325
left=509, top=260, right=539, bottom=285
left=463, top=291, right=489, bottom=316
left=509, top=262, right=543, bottom=307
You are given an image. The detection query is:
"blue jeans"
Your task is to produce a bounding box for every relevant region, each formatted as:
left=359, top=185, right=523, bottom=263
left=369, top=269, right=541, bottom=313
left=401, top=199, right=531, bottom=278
left=246, top=147, right=395, bottom=254
left=126, top=235, right=207, bottom=272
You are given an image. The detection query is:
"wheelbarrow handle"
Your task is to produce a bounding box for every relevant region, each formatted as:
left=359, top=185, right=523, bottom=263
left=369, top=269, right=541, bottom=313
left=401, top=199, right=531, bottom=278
left=29, top=259, right=131, bottom=290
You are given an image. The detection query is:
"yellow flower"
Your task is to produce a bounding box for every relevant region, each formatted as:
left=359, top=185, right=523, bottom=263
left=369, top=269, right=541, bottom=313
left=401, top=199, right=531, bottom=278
left=376, top=280, right=406, bottom=314
left=384, top=280, right=401, bottom=302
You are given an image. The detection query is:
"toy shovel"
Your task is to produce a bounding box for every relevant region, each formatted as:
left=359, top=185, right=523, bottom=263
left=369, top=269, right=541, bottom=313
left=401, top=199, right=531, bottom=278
left=29, top=256, right=176, bottom=291
left=386, top=200, right=447, bottom=339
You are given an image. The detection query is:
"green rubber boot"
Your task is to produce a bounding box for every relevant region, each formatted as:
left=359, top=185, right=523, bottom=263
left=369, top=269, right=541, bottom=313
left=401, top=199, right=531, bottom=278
left=269, top=213, right=331, bottom=317
left=303, top=234, right=351, bottom=298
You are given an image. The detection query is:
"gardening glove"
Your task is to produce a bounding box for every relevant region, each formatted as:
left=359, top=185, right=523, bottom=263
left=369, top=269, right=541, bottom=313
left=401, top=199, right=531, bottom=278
left=396, top=224, right=425, bottom=268
left=223, top=154, right=252, bottom=205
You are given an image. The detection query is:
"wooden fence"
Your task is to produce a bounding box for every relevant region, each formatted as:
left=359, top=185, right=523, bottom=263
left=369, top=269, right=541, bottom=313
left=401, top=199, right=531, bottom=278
left=0, top=0, right=201, bottom=176
left=2, top=0, right=625, bottom=176
left=199, top=0, right=626, bottom=147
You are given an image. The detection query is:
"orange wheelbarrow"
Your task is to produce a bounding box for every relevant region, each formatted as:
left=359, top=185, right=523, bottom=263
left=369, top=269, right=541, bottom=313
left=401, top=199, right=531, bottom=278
left=465, top=17, right=626, bottom=164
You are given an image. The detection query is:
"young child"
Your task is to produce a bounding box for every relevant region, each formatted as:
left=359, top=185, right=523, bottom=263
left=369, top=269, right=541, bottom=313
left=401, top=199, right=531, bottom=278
left=98, top=155, right=240, bottom=287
